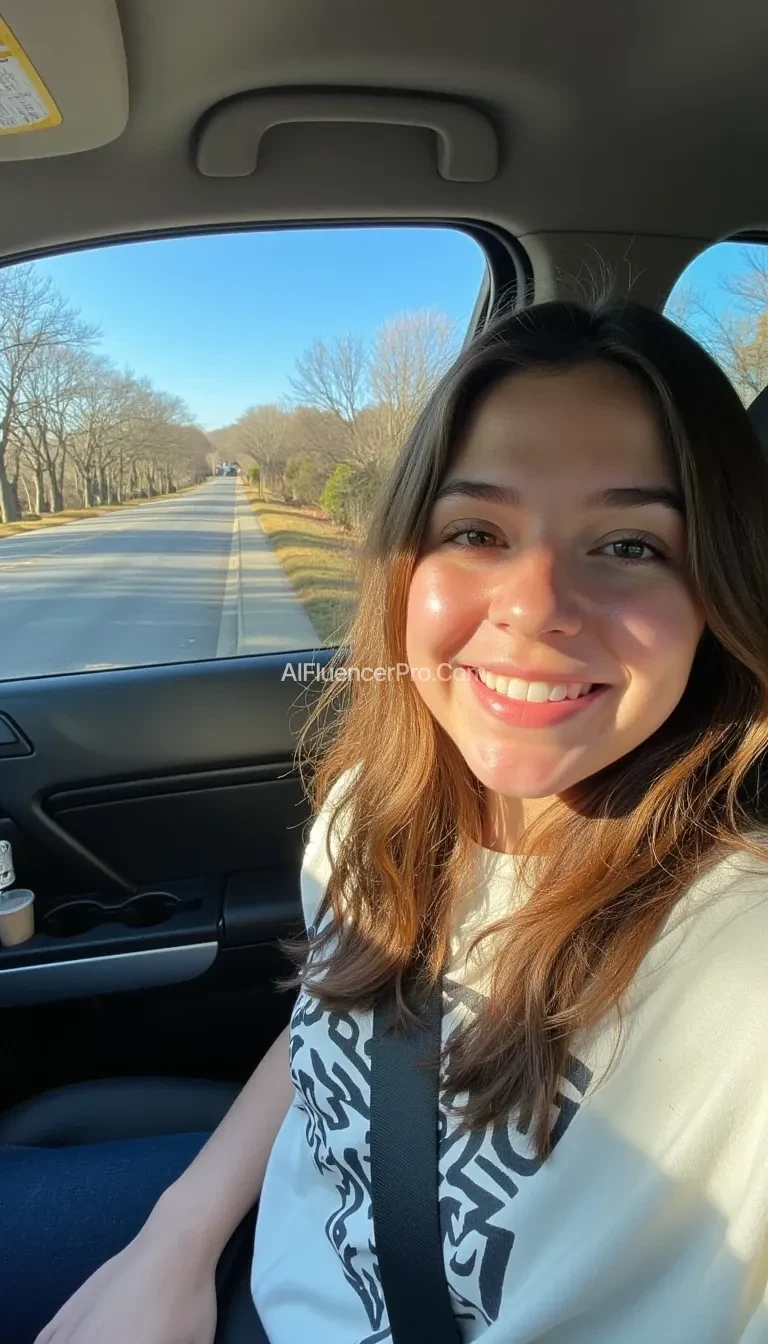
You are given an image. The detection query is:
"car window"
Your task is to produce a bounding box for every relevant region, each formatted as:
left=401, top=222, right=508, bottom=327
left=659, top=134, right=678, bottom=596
left=0, top=226, right=487, bottom=679
left=665, top=239, right=768, bottom=407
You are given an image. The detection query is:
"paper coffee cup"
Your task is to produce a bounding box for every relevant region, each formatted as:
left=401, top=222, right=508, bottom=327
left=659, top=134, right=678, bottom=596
left=0, top=889, right=35, bottom=947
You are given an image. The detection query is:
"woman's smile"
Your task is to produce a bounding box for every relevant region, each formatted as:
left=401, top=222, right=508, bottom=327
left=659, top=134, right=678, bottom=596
left=463, top=665, right=611, bottom=729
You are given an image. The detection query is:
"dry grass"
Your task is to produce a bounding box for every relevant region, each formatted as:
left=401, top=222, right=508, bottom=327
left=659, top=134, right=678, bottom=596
left=0, top=482, right=202, bottom=540
left=245, top=487, right=359, bottom=645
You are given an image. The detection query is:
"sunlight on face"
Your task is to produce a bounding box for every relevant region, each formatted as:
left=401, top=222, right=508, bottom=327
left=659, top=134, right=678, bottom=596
left=405, top=363, right=706, bottom=802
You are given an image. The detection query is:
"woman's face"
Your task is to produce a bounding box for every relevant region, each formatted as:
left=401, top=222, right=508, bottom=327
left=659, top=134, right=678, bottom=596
left=405, top=363, right=706, bottom=800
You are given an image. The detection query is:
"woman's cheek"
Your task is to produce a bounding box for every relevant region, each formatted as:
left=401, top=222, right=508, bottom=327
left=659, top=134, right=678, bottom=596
left=406, top=558, right=483, bottom=667
left=600, top=587, right=706, bottom=738
left=605, top=586, right=704, bottom=674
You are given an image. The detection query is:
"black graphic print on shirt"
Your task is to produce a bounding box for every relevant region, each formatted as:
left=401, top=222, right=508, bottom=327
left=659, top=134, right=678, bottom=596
left=438, top=979, right=593, bottom=1329
left=289, top=977, right=592, bottom=1344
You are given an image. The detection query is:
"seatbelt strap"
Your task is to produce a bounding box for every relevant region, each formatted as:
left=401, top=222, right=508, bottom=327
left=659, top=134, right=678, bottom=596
left=370, top=971, right=461, bottom=1344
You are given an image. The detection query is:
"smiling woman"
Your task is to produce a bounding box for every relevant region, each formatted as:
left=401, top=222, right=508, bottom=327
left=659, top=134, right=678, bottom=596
left=252, top=296, right=768, bottom=1341
left=296, top=296, right=764, bottom=1130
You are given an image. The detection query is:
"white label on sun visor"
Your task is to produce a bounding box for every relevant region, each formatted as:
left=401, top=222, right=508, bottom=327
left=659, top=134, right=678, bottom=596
left=0, top=16, right=61, bottom=133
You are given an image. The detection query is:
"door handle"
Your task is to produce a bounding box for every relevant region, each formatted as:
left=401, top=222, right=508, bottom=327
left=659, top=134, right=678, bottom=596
left=0, top=713, right=32, bottom=758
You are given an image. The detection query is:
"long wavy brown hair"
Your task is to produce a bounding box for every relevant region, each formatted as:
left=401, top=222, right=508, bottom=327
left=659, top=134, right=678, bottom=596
left=282, top=298, right=768, bottom=1160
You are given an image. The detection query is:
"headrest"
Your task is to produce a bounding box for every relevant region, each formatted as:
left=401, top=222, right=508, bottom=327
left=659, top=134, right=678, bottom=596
left=748, top=385, right=768, bottom=447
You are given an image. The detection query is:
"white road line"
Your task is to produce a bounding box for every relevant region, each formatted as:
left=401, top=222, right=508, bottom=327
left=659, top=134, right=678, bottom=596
left=215, top=508, right=241, bottom=658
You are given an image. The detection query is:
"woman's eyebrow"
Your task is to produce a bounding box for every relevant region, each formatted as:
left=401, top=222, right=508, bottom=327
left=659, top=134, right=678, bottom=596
left=433, top=479, right=685, bottom=516
left=586, top=486, right=685, bottom=515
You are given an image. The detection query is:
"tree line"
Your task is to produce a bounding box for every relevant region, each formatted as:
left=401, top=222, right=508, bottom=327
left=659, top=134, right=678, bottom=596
left=0, top=265, right=211, bottom=524
left=209, top=309, right=459, bottom=533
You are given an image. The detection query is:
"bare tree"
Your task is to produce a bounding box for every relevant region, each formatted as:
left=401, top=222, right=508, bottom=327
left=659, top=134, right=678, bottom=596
left=285, top=310, right=457, bottom=470
left=13, top=343, right=82, bottom=513
left=65, top=356, right=127, bottom=507
left=283, top=405, right=351, bottom=472
left=32, top=345, right=85, bottom=511
left=288, top=333, right=366, bottom=426
left=287, top=334, right=374, bottom=466
left=234, top=404, right=293, bottom=495
left=13, top=415, right=50, bottom=516
left=0, top=266, right=97, bottom=521
left=719, top=245, right=768, bottom=315
left=670, top=248, right=768, bottom=407
left=117, top=378, right=190, bottom=501
left=664, top=282, right=698, bottom=335
left=368, top=309, right=457, bottom=455
left=712, top=312, right=768, bottom=406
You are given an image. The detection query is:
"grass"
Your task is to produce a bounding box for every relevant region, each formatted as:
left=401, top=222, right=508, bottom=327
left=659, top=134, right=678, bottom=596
left=245, top=487, right=359, bottom=645
left=0, top=482, right=203, bottom=540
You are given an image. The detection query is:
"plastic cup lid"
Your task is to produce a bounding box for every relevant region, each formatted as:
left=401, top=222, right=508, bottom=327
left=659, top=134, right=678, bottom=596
left=0, top=889, right=35, bottom=914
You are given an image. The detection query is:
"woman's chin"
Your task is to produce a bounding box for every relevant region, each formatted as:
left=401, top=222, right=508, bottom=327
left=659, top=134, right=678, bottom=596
left=459, top=743, right=583, bottom=800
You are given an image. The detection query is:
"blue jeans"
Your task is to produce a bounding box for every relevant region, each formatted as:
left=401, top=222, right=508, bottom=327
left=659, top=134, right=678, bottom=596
left=0, top=1131, right=210, bottom=1344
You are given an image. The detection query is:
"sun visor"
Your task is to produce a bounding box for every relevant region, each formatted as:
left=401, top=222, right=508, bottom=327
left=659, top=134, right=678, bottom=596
left=0, top=0, right=127, bottom=160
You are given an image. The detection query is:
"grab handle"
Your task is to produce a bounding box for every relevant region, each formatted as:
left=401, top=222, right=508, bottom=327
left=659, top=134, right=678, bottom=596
left=197, top=90, right=498, bottom=183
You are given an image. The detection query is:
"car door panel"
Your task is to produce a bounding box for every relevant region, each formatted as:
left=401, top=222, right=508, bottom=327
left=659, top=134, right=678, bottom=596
left=48, top=771, right=306, bottom=885
left=0, top=651, right=328, bottom=1112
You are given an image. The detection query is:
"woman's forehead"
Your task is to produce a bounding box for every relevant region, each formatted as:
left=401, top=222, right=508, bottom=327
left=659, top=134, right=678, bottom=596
left=451, top=364, right=672, bottom=485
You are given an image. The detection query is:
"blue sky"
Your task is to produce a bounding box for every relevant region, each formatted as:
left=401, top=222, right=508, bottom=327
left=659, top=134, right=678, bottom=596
left=29, top=231, right=760, bottom=432
left=665, top=240, right=758, bottom=322
left=31, top=227, right=487, bottom=431
left=666, top=241, right=735, bottom=301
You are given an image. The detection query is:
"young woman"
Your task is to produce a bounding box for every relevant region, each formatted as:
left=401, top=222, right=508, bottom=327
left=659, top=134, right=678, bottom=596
left=27, top=298, right=768, bottom=1343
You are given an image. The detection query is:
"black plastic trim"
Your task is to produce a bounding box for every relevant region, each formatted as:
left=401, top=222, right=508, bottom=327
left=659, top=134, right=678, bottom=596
left=223, top=868, right=303, bottom=947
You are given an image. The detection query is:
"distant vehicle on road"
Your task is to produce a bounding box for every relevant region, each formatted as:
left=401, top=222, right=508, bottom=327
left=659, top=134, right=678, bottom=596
left=215, top=461, right=240, bottom=476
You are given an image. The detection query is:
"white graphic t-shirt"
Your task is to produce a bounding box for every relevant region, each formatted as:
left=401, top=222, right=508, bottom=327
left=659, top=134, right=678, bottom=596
left=251, top=773, right=768, bottom=1342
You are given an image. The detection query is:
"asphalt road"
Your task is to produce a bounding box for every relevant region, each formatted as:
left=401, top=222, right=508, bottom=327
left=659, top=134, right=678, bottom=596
left=0, top=478, right=322, bottom=680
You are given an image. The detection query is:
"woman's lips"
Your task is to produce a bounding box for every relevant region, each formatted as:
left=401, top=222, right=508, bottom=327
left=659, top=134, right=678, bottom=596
left=466, top=667, right=609, bottom=728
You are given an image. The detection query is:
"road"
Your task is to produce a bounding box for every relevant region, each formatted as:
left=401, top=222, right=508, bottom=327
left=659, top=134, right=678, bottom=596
left=0, top=478, right=322, bottom=680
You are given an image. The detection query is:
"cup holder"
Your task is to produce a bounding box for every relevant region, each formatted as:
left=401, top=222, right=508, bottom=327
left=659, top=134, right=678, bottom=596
left=42, top=891, right=196, bottom=939
left=120, top=893, right=183, bottom=928
left=43, top=901, right=105, bottom=939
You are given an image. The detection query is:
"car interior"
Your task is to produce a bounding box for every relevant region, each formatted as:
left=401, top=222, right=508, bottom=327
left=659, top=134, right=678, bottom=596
left=3, top=0, right=768, bottom=1337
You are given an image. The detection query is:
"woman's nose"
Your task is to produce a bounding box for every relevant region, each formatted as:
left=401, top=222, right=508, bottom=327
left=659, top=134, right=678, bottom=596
left=487, top=544, right=583, bottom=638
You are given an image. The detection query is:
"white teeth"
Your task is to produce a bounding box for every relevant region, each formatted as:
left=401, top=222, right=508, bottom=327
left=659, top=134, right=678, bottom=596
left=475, top=668, right=594, bottom=702
left=567, top=683, right=588, bottom=699
left=507, top=678, right=528, bottom=700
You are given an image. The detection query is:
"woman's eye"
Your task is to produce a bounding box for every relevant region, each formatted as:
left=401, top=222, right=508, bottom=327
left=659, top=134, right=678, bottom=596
left=443, top=527, right=502, bottom=548
left=597, top=536, right=668, bottom=565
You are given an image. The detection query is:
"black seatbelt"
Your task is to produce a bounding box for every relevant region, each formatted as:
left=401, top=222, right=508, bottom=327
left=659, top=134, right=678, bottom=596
left=370, top=971, right=462, bottom=1344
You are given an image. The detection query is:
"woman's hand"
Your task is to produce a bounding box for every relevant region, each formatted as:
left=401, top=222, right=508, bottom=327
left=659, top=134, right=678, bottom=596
left=34, top=1218, right=218, bottom=1344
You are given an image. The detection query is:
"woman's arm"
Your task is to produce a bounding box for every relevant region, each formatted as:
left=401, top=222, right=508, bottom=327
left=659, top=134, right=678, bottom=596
left=147, top=1021, right=293, bottom=1262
